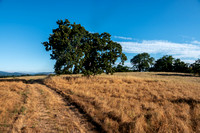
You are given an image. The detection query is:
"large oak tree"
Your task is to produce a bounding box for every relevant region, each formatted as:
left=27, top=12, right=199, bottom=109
left=42, top=19, right=127, bottom=76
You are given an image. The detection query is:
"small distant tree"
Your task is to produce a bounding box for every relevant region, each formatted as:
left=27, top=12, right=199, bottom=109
left=154, top=55, right=174, bottom=72
left=113, top=64, right=132, bottom=72
left=130, top=53, right=154, bottom=72
left=42, top=19, right=127, bottom=76
left=191, top=59, right=200, bottom=76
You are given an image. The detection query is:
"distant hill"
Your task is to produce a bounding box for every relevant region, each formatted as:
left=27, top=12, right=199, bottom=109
left=0, top=71, right=54, bottom=77
left=0, top=71, right=25, bottom=76
left=29, top=72, right=54, bottom=76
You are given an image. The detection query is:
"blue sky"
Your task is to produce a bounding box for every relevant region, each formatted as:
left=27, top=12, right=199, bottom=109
left=0, top=0, right=200, bottom=72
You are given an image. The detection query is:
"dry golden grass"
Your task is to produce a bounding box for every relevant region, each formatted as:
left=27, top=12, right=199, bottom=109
left=2, top=75, right=47, bottom=80
left=0, top=72, right=200, bottom=132
left=0, top=79, right=89, bottom=132
left=43, top=72, right=200, bottom=133
left=0, top=81, right=29, bottom=132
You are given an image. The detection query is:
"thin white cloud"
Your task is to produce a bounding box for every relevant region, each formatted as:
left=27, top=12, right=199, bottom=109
left=119, top=40, right=200, bottom=63
left=191, top=40, right=200, bottom=45
left=113, top=36, right=133, bottom=40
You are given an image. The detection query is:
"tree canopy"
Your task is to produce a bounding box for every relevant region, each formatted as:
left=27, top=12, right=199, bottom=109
left=154, top=55, right=174, bottom=72
left=42, top=19, right=127, bottom=76
left=173, top=59, right=190, bottom=73
left=130, top=53, right=154, bottom=72
left=113, top=64, right=132, bottom=72
left=192, top=59, right=200, bottom=75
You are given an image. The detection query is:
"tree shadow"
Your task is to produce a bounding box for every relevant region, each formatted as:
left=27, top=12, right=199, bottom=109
left=170, top=98, right=200, bottom=105
left=156, top=73, right=195, bottom=77
left=0, top=78, right=27, bottom=83
left=0, top=78, right=44, bottom=84
left=64, top=76, right=80, bottom=81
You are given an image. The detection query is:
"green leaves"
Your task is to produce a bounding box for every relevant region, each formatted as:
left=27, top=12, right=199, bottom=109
left=154, top=55, right=174, bottom=72
left=42, top=19, right=127, bottom=76
left=130, top=53, right=154, bottom=72
left=192, top=59, right=200, bottom=75
left=173, top=59, right=190, bottom=73
left=153, top=55, right=192, bottom=73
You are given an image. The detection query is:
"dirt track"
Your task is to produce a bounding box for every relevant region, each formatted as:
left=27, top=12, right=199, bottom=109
left=7, top=81, right=99, bottom=133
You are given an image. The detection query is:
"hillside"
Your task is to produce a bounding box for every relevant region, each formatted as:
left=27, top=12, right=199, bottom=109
left=0, top=71, right=25, bottom=76
left=0, top=71, right=53, bottom=77
left=0, top=72, right=199, bottom=132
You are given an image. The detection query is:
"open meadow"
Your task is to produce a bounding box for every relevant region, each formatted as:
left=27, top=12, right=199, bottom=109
left=0, top=72, right=200, bottom=132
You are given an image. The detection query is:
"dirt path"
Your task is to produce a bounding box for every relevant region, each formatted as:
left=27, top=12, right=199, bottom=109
left=10, top=83, right=99, bottom=133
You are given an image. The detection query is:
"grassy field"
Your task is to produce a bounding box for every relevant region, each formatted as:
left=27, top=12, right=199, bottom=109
left=0, top=72, right=200, bottom=132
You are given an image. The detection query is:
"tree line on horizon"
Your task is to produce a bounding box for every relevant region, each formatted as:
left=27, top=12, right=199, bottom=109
left=114, top=52, right=200, bottom=76
left=43, top=19, right=200, bottom=76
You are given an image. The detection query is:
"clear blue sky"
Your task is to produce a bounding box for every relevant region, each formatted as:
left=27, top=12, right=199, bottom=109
left=0, top=0, right=200, bottom=72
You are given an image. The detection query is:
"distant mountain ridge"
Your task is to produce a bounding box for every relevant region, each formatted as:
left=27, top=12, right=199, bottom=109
left=0, top=71, right=53, bottom=76
left=0, top=71, right=25, bottom=76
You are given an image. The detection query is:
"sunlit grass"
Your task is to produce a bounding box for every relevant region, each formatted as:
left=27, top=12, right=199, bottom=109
left=44, top=72, right=200, bottom=132
left=1, top=72, right=200, bottom=132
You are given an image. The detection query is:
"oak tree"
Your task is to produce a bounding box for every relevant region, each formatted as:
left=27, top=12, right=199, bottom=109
left=43, top=19, right=127, bottom=76
left=154, top=55, right=174, bottom=72
left=130, top=53, right=154, bottom=72
left=192, top=59, right=200, bottom=76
